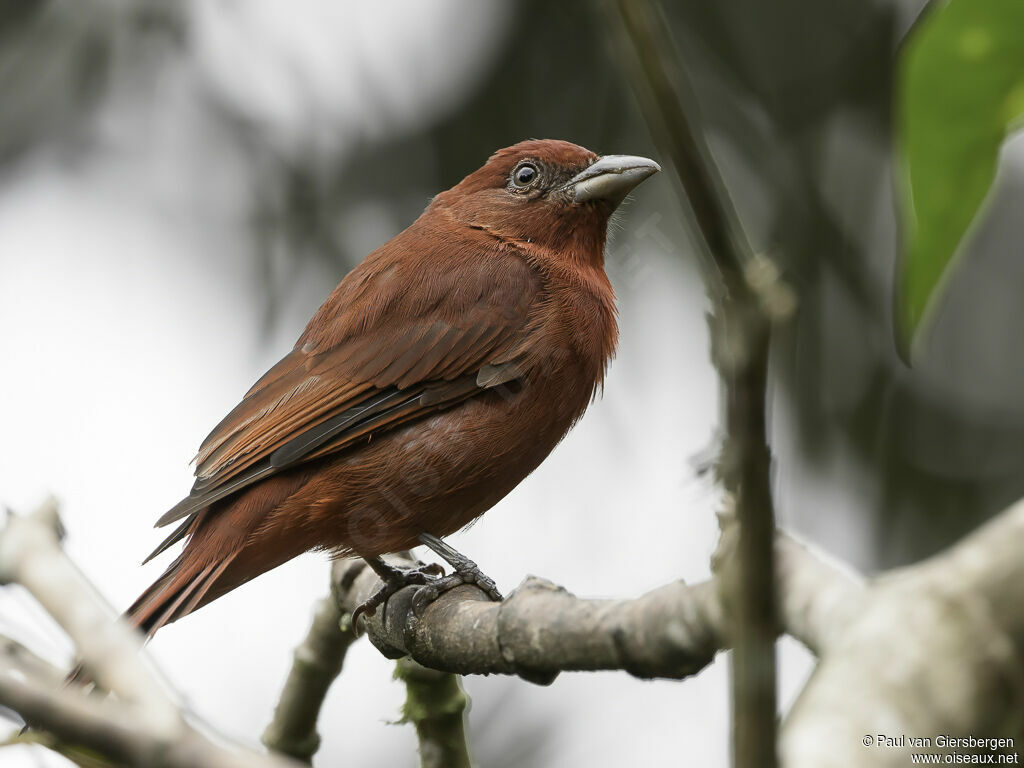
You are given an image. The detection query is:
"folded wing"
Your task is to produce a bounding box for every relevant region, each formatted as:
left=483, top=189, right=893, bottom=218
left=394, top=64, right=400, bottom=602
left=149, top=244, right=541, bottom=561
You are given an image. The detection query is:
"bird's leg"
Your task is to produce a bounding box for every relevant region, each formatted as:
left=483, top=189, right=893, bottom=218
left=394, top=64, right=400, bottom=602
left=352, top=556, right=444, bottom=628
left=412, top=533, right=503, bottom=614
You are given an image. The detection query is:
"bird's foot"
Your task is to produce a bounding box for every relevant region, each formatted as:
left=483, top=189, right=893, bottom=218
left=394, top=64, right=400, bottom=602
left=410, top=565, right=503, bottom=616
left=410, top=533, right=503, bottom=615
left=352, top=557, right=444, bottom=630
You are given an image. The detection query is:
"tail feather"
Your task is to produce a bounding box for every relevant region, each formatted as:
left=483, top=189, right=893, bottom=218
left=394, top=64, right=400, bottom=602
left=129, top=469, right=313, bottom=637
left=128, top=557, right=220, bottom=636
left=146, top=563, right=215, bottom=635
left=66, top=553, right=236, bottom=686
left=180, top=556, right=236, bottom=619
left=129, top=512, right=248, bottom=637
left=141, top=515, right=193, bottom=565
left=68, top=473, right=311, bottom=688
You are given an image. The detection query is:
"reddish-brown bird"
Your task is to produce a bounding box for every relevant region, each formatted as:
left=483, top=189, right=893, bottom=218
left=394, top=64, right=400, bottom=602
left=129, top=139, right=659, bottom=635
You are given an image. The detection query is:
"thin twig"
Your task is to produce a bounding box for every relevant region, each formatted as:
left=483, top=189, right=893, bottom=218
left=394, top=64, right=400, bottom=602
left=605, top=0, right=752, bottom=297
left=606, top=3, right=786, bottom=765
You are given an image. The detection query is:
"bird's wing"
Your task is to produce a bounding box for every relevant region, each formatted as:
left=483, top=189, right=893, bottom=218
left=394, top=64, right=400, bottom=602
left=151, top=247, right=541, bottom=542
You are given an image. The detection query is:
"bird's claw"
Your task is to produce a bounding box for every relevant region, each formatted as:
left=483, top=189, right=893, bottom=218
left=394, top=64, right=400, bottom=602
left=354, top=546, right=503, bottom=630
left=352, top=561, right=444, bottom=631
left=410, top=565, right=504, bottom=617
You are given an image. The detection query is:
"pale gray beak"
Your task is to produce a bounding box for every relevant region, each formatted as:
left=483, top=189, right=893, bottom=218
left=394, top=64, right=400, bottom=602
left=566, top=155, right=661, bottom=205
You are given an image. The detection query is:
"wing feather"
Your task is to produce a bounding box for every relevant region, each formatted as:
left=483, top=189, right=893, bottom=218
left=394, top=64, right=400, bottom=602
left=156, top=239, right=540, bottom=532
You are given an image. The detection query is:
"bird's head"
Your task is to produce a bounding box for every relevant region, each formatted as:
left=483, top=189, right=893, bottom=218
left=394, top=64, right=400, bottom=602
left=432, top=139, right=660, bottom=264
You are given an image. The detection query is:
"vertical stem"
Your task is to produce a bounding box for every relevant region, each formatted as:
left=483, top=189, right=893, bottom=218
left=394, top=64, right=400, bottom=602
left=722, top=305, right=777, bottom=768
left=607, top=1, right=781, bottom=766
left=394, top=658, right=472, bottom=768
left=263, top=590, right=358, bottom=763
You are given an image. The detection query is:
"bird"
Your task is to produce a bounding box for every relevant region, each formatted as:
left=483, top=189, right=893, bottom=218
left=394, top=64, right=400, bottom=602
left=127, top=139, right=660, bottom=636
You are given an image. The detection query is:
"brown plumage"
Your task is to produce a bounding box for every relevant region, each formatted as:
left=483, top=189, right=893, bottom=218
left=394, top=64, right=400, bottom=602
left=129, top=139, right=659, bottom=635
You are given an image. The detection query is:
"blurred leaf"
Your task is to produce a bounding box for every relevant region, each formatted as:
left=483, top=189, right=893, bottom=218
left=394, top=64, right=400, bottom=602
left=897, top=0, right=1024, bottom=341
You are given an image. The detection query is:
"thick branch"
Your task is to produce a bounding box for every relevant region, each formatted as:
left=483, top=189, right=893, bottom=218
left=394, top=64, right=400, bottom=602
left=0, top=654, right=156, bottom=766
left=0, top=633, right=66, bottom=686
left=781, top=498, right=1024, bottom=767
left=0, top=500, right=300, bottom=768
left=0, top=641, right=299, bottom=768
left=0, top=498, right=179, bottom=735
left=773, top=532, right=864, bottom=655
left=332, top=533, right=852, bottom=686
left=333, top=557, right=727, bottom=685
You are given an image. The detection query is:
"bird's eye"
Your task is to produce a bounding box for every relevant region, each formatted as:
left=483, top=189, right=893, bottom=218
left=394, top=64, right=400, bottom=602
left=511, top=162, right=539, bottom=188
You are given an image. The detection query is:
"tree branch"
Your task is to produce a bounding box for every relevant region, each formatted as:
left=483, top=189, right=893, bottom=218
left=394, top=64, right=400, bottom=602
left=0, top=653, right=158, bottom=766
left=333, top=557, right=727, bottom=685
left=263, top=586, right=359, bottom=763
left=332, top=530, right=854, bottom=687
left=394, top=658, right=472, bottom=768
left=0, top=497, right=179, bottom=735
left=781, top=498, right=1024, bottom=767
left=0, top=499, right=301, bottom=768
left=606, top=2, right=792, bottom=765
left=772, top=532, right=864, bottom=655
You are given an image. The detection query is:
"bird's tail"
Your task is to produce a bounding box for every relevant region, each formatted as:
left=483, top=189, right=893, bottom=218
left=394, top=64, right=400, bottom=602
left=126, top=546, right=241, bottom=637
left=66, top=475, right=310, bottom=688
left=127, top=470, right=314, bottom=637
left=64, top=541, right=240, bottom=686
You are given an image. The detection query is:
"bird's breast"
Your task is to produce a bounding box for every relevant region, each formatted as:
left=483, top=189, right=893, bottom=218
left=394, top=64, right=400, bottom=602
left=289, top=359, right=600, bottom=557
left=278, top=270, right=617, bottom=557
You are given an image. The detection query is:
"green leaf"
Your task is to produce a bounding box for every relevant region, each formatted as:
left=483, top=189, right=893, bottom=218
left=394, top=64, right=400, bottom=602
left=897, top=0, right=1024, bottom=342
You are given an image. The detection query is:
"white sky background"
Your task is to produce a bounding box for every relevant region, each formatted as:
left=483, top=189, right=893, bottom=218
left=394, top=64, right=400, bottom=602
left=0, top=2, right=814, bottom=765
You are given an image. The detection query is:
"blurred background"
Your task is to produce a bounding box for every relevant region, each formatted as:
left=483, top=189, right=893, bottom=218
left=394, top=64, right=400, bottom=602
left=5, top=0, right=1024, bottom=765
